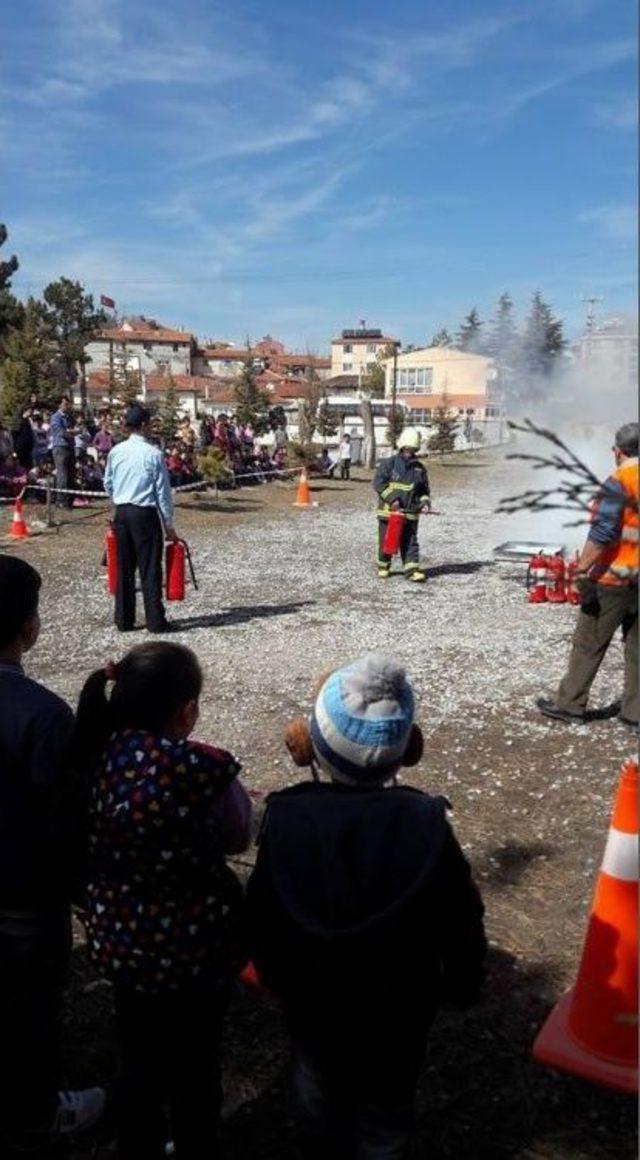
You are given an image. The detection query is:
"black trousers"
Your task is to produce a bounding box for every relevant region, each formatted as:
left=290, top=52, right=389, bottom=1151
left=377, top=518, right=420, bottom=571
left=114, top=505, right=166, bottom=632
left=52, top=448, right=75, bottom=509
left=0, top=907, right=71, bottom=1158
left=113, top=983, right=228, bottom=1160
left=340, top=459, right=351, bottom=480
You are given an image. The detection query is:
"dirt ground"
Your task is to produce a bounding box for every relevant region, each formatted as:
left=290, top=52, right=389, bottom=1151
left=4, top=451, right=637, bottom=1159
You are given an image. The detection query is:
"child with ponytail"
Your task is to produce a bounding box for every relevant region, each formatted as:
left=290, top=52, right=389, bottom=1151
left=75, top=641, right=251, bottom=1160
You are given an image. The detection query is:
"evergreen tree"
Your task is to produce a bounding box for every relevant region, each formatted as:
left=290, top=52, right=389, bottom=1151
left=456, top=308, right=483, bottom=351
left=0, top=298, right=57, bottom=424
left=486, top=292, right=519, bottom=400
left=297, top=368, right=324, bottom=442
left=197, top=446, right=233, bottom=497
left=42, top=277, right=107, bottom=408
left=0, top=224, right=24, bottom=350
left=233, top=363, right=271, bottom=433
left=154, top=373, right=180, bottom=447
left=386, top=404, right=405, bottom=448
left=428, top=385, right=459, bottom=454
left=316, top=396, right=338, bottom=439
left=362, top=360, right=386, bottom=398
left=521, top=291, right=566, bottom=383
left=429, top=327, right=454, bottom=348
left=111, top=344, right=143, bottom=408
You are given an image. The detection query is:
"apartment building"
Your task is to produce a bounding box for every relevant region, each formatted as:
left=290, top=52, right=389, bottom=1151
left=330, top=324, right=400, bottom=377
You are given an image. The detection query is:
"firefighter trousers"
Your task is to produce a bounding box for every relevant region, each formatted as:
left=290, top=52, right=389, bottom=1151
left=557, top=582, right=638, bottom=722
left=377, top=518, right=421, bottom=573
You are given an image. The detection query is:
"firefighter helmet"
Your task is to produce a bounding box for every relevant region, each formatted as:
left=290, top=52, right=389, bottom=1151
left=397, top=428, right=421, bottom=451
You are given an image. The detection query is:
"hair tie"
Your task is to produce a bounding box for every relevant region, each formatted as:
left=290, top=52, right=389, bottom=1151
left=104, top=660, right=119, bottom=682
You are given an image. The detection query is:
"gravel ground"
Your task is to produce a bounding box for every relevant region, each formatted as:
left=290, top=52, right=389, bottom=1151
left=5, top=451, right=637, bottom=1158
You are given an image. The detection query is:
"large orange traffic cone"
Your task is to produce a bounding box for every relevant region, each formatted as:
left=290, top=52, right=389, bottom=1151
left=294, top=469, right=312, bottom=508
left=533, top=758, right=638, bottom=1094
left=8, top=496, right=29, bottom=539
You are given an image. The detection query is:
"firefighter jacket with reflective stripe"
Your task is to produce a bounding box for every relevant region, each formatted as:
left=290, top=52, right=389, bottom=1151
left=589, top=457, right=639, bottom=586
left=374, top=454, right=430, bottom=521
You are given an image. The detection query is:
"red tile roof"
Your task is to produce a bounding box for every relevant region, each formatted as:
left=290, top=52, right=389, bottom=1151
left=145, top=374, right=210, bottom=394
left=96, top=322, right=194, bottom=344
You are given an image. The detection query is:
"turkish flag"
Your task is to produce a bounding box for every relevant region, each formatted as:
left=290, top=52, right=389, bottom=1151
left=100, top=295, right=115, bottom=309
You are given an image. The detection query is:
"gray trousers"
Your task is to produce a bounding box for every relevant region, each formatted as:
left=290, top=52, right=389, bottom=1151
left=52, top=447, right=75, bottom=509
left=557, top=582, right=638, bottom=721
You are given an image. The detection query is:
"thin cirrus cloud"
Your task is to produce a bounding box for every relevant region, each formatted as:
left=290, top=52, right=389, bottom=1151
left=579, top=204, right=637, bottom=242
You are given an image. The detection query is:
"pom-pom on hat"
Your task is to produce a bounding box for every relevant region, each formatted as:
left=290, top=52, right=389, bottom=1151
left=310, top=653, right=415, bottom=785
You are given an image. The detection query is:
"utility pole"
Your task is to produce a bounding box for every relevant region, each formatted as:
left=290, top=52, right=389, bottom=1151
left=582, top=295, right=603, bottom=333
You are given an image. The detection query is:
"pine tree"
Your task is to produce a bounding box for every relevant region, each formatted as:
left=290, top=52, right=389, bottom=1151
left=362, top=360, right=386, bottom=398
left=316, top=396, right=338, bottom=439
left=197, top=446, right=233, bottom=496
left=0, top=224, right=24, bottom=351
left=0, top=298, right=57, bottom=424
left=42, top=277, right=107, bottom=409
left=486, top=292, right=519, bottom=400
left=233, top=363, right=271, bottom=433
left=297, top=369, right=324, bottom=442
left=386, top=404, right=405, bottom=449
left=111, top=344, right=142, bottom=408
left=521, top=291, right=566, bottom=384
left=429, top=327, right=454, bottom=348
left=456, top=308, right=483, bottom=352
left=428, top=384, right=459, bottom=454
left=154, top=373, right=180, bottom=447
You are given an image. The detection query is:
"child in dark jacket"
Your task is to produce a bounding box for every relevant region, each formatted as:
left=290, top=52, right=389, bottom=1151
left=75, top=642, right=251, bottom=1160
left=247, top=653, right=486, bottom=1160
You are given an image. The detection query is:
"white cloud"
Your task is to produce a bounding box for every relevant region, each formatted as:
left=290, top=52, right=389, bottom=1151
left=592, top=96, right=637, bottom=129
left=580, top=204, right=637, bottom=242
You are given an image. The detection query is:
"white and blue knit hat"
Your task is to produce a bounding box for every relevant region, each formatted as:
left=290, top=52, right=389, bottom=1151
left=310, top=653, right=415, bottom=785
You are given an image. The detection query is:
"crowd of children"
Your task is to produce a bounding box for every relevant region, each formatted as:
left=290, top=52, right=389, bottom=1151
left=0, top=553, right=486, bottom=1160
left=0, top=402, right=306, bottom=508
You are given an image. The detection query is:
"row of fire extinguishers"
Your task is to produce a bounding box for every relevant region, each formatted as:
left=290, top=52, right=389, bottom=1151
left=104, top=523, right=198, bottom=601
left=526, top=550, right=582, bottom=605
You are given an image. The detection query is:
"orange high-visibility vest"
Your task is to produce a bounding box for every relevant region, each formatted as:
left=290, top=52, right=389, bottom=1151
left=598, top=457, right=639, bottom=586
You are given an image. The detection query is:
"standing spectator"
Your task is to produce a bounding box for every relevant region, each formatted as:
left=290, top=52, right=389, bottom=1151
left=0, top=556, right=104, bottom=1155
left=104, top=405, right=178, bottom=634
left=50, top=396, right=78, bottom=509
left=12, top=412, right=35, bottom=471
left=76, top=642, right=251, bottom=1160
left=32, top=414, right=51, bottom=466
left=338, top=433, right=352, bottom=480
left=92, top=417, right=115, bottom=456
left=0, top=421, right=13, bottom=466
left=247, top=654, right=486, bottom=1160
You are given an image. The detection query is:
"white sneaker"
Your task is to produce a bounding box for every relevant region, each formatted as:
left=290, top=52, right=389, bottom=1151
left=54, top=1087, right=106, bottom=1135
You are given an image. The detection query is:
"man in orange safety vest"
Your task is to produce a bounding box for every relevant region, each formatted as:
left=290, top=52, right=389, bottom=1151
left=537, top=422, right=639, bottom=732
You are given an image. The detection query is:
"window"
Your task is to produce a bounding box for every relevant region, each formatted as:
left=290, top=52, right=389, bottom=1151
left=172, top=344, right=179, bottom=352
left=143, top=342, right=152, bottom=352
left=406, top=408, right=432, bottom=424
left=396, top=366, right=434, bottom=394
left=366, top=344, right=377, bottom=354
left=342, top=362, right=352, bottom=372
left=343, top=343, right=352, bottom=354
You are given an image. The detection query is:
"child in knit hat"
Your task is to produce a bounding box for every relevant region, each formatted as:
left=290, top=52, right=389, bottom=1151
left=247, top=653, right=486, bottom=1160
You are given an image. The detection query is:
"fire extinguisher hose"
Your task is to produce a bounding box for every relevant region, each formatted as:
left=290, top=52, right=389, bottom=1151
left=178, top=538, right=199, bottom=591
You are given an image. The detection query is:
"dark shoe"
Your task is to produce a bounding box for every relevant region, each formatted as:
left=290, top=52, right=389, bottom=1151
left=147, top=620, right=175, bottom=634
left=116, top=624, right=138, bottom=633
left=536, top=697, right=586, bottom=724
left=617, top=715, right=639, bottom=733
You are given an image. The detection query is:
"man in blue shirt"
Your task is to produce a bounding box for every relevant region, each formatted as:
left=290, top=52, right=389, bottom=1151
left=50, top=395, right=78, bottom=509
left=104, top=406, right=178, bottom=633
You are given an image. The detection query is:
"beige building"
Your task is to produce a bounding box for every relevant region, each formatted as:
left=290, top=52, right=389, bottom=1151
left=330, top=325, right=399, bottom=378
left=382, top=346, right=499, bottom=425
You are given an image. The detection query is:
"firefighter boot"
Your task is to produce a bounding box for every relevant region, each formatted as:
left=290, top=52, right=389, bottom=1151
left=377, top=565, right=391, bottom=579
left=406, top=566, right=426, bottom=583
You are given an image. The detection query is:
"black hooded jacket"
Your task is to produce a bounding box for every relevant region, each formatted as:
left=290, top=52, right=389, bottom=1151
left=247, top=781, right=486, bottom=1024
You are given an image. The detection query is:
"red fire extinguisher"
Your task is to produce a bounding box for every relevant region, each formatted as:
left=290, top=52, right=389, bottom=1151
left=105, top=523, right=118, bottom=596
left=165, top=538, right=198, bottom=602
left=565, top=551, right=582, bottom=605
left=526, top=552, right=548, bottom=603
left=545, top=553, right=567, bottom=604
left=382, top=511, right=405, bottom=556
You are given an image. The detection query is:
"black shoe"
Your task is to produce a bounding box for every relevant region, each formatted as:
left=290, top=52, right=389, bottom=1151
left=147, top=620, right=175, bottom=634
left=116, top=624, right=138, bottom=633
left=536, top=697, right=586, bottom=724
left=617, top=715, right=639, bottom=733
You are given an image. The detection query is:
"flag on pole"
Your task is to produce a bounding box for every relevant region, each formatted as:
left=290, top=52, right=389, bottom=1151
left=100, top=294, right=115, bottom=309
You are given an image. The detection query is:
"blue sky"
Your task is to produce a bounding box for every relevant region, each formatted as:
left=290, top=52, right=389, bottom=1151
left=1, top=0, right=636, bottom=349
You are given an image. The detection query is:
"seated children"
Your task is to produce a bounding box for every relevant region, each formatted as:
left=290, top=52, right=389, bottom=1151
left=75, top=642, right=251, bottom=1159
left=0, top=556, right=103, bottom=1155
left=247, top=654, right=486, bottom=1160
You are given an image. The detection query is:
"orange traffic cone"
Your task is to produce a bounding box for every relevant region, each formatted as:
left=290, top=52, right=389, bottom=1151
left=533, top=758, right=638, bottom=1094
left=294, top=469, right=312, bottom=508
left=8, top=496, right=29, bottom=539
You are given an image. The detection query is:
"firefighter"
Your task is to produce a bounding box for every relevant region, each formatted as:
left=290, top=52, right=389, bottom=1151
left=374, top=428, right=431, bottom=581
left=537, top=421, right=639, bottom=731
